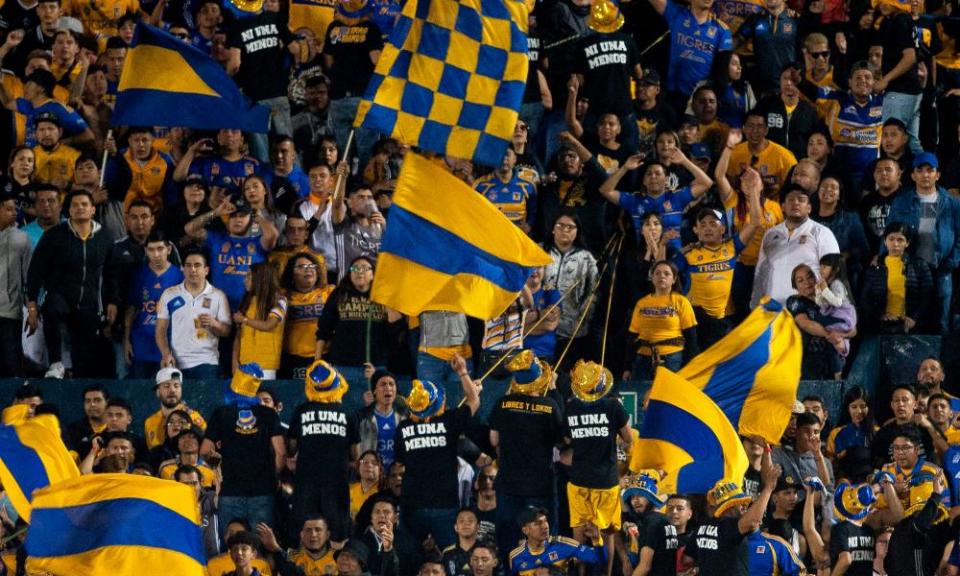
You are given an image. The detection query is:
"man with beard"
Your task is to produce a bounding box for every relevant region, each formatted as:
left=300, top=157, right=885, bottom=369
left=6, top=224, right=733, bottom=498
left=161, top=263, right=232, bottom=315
left=32, top=111, right=79, bottom=190
left=257, top=516, right=338, bottom=575
left=360, top=495, right=418, bottom=576
left=915, top=357, right=959, bottom=410
left=619, top=471, right=676, bottom=576
left=144, top=367, right=207, bottom=450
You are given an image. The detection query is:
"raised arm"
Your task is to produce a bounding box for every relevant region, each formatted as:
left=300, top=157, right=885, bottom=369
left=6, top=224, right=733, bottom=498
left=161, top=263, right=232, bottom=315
left=664, top=147, right=712, bottom=197
left=737, top=166, right=763, bottom=246
left=565, top=77, right=584, bottom=137
left=450, top=353, right=481, bottom=416
left=598, top=154, right=644, bottom=205
left=647, top=0, right=667, bottom=16
left=715, top=130, right=742, bottom=203
left=739, top=441, right=781, bottom=534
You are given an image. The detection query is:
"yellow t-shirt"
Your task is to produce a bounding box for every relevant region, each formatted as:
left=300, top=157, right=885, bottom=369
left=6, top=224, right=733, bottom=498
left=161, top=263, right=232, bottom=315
left=878, top=460, right=947, bottom=514
left=284, top=287, right=335, bottom=358
left=349, top=480, right=377, bottom=519
left=62, top=0, right=141, bottom=37
left=680, top=239, right=741, bottom=319
left=34, top=144, right=81, bottom=190
left=206, top=553, right=273, bottom=576
left=723, top=195, right=784, bottom=266
left=628, top=293, right=697, bottom=356
left=289, top=547, right=338, bottom=575
left=726, top=141, right=798, bottom=197
left=144, top=405, right=207, bottom=450
left=159, top=460, right=217, bottom=488
left=885, top=256, right=906, bottom=318
left=237, top=297, right=288, bottom=370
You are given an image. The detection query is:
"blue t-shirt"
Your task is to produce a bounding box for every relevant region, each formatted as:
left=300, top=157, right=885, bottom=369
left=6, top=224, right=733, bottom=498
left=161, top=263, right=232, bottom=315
left=205, top=228, right=268, bottom=310
left=747, top=531, right=804, bottom=576
left=17, top=99, right=89, bottom=148
left=663, top=1, right=733, bottom=96
left=374, top=410, right=396, bottom=468
left=524, top=287, right=561, bottom=359
left=619, top=186, right=695, bottom=251
left=188, top=155, right=261, bottom=194
left=128, top=264, right=185, bottom=362
left=262, top=165, right=311, bottom=199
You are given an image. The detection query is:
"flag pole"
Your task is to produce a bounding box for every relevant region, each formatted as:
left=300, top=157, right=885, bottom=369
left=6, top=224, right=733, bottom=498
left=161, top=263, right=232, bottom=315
left=99, top=129, right=113, bottom=187
left=334, top=129, right=355, bottom=203
left=599, top=234, right=625, bottom=368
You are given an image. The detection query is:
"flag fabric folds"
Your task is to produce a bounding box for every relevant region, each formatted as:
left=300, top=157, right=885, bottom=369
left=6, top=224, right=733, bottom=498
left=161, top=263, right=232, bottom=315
left=631, top=369, right=749, bottom=495
left=354, top=0, right=528, bottom=166
left=25, top=473, right=205, bottom=575
left=370, top=152, right=552, bottom=319
left=678, top=298, right=802, bottom=445
left=0, top=413, right=79, bottom=523
left=113, top=24, right=269, bottom=132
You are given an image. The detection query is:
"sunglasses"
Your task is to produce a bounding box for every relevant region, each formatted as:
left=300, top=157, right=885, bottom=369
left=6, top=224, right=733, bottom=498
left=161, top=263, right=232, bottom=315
left=810, top=51, right=830, bottom=59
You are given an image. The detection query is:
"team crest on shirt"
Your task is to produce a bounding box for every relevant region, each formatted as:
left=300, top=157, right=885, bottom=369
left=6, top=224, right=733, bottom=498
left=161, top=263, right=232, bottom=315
left=487, top=191, right=498, bottom=201
left=869, top=107, right=883, bottom=117
left=798, top=235, right=808, bottom=245
left=248, top=243, right=257, bottom=254
left=221, top=242, right=231, bottom=254
left=211, top=164, right=220, bottom=176
left=548, top=552, right=558, bottom=561
left=706, top=26, right=716, bottom=37
left=755, top=546, right=765, bottom=553
left=143, top=288, right=150, bottom=300
left=683, top=18, right=690, bottom=26
left=783, top=22, right=793, bottom=33
left=202, top=297, right=212, bottom=308
left=663, top=201, right=673, bottom=211
left=245, top=163, right=255, bottom=175
left=513, top=191, right=522, bottom=201
left=151, top=167, right=161, bottom=175
left=236, top=409, right=259, bottom=434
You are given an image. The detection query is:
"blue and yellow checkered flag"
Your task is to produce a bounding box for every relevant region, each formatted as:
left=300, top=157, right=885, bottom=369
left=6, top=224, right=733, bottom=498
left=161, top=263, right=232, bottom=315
left=354, top=0, right=529, bottom=167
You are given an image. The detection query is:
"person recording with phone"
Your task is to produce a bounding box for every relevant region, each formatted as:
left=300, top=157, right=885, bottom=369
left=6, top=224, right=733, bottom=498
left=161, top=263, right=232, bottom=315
left=333, top=185, right=384, bottom=283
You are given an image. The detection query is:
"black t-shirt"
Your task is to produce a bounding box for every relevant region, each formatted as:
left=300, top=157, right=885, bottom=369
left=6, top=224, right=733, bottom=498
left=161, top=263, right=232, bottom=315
left=687, top=517, right=748, bottom=576
left=743, top=467, right=761, bottom=500
left=488, top=392, right=565, bottom=496
left=288, top=401, right=359, bottom=483
left=880, top=12, right=922, bottom=95
left=574, top=31, right=638, bottom=116
left=205, top=404, right=282, bottom=497
left=829, top=521, right=875, bottom=576
left=871, top=421, right=935, bottom=469
left=640, top=512, right=681, bottom=576
left=394, top=405, right=472, bottom=508
left=635, top=103, right=677, bottom=157
left=227, top=12, right=297, bottom=101
left=523, top=29, right=542, bottom=103
left=0, top=2, right=38, bottom=34
left=859, top=189, right=900, bottom=252
left=322, top=20, right=384, bottom=99
left=565, top=397, right=628, bottom=488
left=476, top=507, right=496, bottom=543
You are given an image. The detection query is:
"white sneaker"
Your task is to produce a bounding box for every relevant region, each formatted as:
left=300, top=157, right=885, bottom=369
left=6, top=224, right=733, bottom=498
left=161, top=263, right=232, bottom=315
left=44, top=361, right=65, bottom=379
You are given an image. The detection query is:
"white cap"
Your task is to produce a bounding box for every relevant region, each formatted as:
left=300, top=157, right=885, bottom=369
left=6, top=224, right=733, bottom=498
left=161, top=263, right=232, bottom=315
left=155, top=367, right=183, bottom=386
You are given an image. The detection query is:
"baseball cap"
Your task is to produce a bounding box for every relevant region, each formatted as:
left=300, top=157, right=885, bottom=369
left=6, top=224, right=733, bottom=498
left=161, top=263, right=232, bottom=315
left=690, top=142, right=712, bottom=159
left=155, top=367, right=182, bottom=385
left=34, top=111, right=60, bottom=128
left=638, top=69, right=660, bottom=86
left=913, top=151, right=939, bottom=170
left=696, top=207, right=724, bottom=223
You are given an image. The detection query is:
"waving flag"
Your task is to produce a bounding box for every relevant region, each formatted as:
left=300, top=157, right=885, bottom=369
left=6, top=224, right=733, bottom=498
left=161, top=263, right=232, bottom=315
left=354, top=0, right=528, bottom=166
left=679, top=299, right=802, bottom=444
left=113, top=24, right=269, bottom=132
left=0, top=412, right=79, bottom=523
left=631, top=369, right=749, bottom=495
left=25, top=473, right=205, bottom=575
left=371, top=152, right=551, bottom=319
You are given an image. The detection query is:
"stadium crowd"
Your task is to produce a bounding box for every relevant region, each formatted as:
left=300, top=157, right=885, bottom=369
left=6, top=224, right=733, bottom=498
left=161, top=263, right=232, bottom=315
left=3, top=0, right=960, bottom=571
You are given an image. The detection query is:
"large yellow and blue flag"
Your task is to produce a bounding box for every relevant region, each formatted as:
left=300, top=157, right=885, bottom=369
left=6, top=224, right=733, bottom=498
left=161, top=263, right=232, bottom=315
left=113, top=24, right=269, bottom=132
left=25, top=473, right=205, bottom=575
left=631, top=369, right=749, bottom=495
left=0, top=412, right=79, bottom=523
left=678, top=299, right=802, bottom=445
left=354, top=0, right=529, bottom=166
left=371, top=152, right=552, bottom=319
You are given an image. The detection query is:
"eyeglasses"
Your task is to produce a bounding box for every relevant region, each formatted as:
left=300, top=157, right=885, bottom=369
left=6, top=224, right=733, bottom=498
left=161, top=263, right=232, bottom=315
left=554, top=223, right=577, bottom=231
left=295, top=264, right=318, bottom=270
left=350, top=265, right=373, bottom=273
left=516, top=124, right=528, bottom=131
left=172, top=32, right=190, bottom=40
left=891, top=444, right=916, bottom=452
left=810, top=51, right=830, bottom=59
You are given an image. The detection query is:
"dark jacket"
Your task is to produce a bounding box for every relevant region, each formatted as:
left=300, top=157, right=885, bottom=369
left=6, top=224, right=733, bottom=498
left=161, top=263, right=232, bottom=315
left=758, top=95, right=819, bottom=160
left=26, top=219, right=115, bottom=310
left=888, top=187, right=960, bottom=271
left=861, top=253, right=934, bottom=332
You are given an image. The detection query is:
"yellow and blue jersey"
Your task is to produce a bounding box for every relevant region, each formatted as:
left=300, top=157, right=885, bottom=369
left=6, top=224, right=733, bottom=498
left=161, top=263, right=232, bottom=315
left=474, top=171, right=537, bottom=227
left=663, top=0, right=733, bottom=96
left=16, top=98, right=88, bottom=148
left=205, top=229, right=269, bottom=310
left=815, top=87, right=882, bottom=180
left=128, top=264, right=184, bottom=363
left=825, top=422, right=873, bottom=459
left=508, top=536, right=605, bottom=575
left=188, top=155, right=261, bottom=193
left=619, top=187, right=695, bottom=253
left=748, top=531, right=805, bottom=576
left=676, top=237, right=743, bottom=319
left=879, top=458, right=949, bottom=512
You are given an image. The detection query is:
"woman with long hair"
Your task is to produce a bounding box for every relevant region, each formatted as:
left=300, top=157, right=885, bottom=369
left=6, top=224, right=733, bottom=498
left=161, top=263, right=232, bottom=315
left=316, top=256, right=402, bottom=385
left=653, top=130, right=691, bottom=192
left=813, top=175, right=870, bottom=291
left=542, top=211, right=598, bottom=370
left=786, top=264, right=848, bottom=380
left=6, top=145, right=35, bottom=224
left=233, top=262, right=287, bottom=379
left=710, top=52, right=756, bottom=129
left=826, top=385, right=877, bottom=463
left=280, top=252, right=334, bottom=379
left=623, top=260, right=698, bottom=382
left=243, top=174, right=286, bottom=233
left=625, top=212, right=668, bottom=308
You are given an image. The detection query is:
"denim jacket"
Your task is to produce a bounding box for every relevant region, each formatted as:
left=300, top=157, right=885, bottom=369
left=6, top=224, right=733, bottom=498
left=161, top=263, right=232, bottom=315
left=888, top=186, right=960, bottom=272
